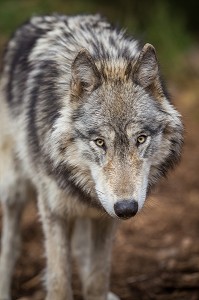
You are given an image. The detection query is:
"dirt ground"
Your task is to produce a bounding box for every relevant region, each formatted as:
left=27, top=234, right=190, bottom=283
left=0, top=78, right=199, bottom=300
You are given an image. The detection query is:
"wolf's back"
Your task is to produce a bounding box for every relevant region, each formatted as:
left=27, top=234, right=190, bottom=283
left=1, top=14, right=139, bottom=119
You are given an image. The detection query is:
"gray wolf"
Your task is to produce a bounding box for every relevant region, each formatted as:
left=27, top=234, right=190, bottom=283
left=0, top=14, right=183, bottom=300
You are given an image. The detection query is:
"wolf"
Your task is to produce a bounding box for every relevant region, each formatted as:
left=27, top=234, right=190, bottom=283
left=0, top=14, right=183, bottom=300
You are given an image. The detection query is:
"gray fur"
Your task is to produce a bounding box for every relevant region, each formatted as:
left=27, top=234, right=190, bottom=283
left=0, top=14, right=183, bottom=300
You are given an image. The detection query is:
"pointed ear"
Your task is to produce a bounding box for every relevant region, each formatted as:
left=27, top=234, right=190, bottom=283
left=133, top=43, right=159, bottom=88
left=71, top=49, right=101, bottom=97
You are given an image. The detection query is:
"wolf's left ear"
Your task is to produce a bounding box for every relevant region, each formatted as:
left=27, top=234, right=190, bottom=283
left=133, top=43, right=159, bottom=88
left=71, top=49, right=101, bottom=98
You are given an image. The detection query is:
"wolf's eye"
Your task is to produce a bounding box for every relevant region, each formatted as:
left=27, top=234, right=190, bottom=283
left=137, top=135, right=147, bottom=145
left=95, top=138, right=105, bottom=148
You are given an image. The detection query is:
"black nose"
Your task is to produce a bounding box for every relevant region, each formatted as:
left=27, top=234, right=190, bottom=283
left=114, top=200, right=138, bottom=219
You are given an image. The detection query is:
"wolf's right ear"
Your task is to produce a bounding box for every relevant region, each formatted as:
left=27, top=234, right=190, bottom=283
left=71, top=49, right=101, bottom=98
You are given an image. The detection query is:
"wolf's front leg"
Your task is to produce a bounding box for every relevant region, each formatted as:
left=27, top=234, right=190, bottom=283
left=74, top=217, right=120, bottom=300
left=38, top=195, right=73, bottom=300
left=0, top=200, right=25, bottom=300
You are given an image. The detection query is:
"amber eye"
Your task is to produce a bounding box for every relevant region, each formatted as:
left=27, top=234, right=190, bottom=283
left=137, top=135, right=147, bottom=145
left=95, top=138, right=105, bottom=148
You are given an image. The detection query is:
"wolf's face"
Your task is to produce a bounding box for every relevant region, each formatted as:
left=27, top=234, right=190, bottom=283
left=51, top=44, right=183, bottom=219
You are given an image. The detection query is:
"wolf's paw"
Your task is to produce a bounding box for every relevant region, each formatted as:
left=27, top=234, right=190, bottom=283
left=108, top=292, right=120, bottom=300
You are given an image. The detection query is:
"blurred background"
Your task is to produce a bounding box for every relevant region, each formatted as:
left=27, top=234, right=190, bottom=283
left=0, top=1, right=199, bottom=299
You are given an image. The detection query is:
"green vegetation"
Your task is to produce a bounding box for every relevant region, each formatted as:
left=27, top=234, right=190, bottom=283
left=0, top=0, right=197, bottom=78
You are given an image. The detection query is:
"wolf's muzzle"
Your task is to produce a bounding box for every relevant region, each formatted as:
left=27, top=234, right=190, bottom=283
left=114, top=200, right=138, bottom=219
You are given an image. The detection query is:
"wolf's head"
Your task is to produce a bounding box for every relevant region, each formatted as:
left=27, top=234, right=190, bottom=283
left=50, top=44, right=183, bottom=219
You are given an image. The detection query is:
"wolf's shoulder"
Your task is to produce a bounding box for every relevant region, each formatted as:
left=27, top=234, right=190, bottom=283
left=9, top=13, right=110, bottom=41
